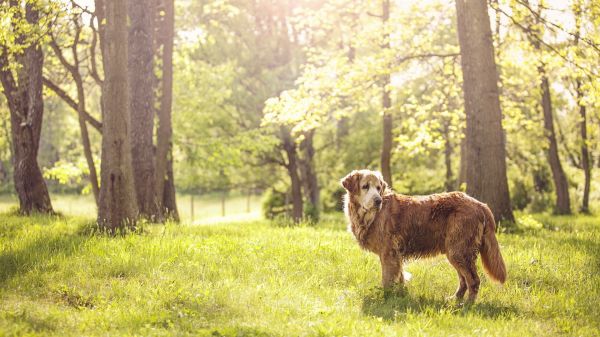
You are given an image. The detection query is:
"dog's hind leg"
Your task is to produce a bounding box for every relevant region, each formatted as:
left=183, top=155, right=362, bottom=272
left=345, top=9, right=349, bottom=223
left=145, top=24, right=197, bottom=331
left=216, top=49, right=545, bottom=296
left=463, top=257, right=480, bottom=302
left=447, top=253, right=480, bottom=302
left=454, top=272, right=467, bottom=299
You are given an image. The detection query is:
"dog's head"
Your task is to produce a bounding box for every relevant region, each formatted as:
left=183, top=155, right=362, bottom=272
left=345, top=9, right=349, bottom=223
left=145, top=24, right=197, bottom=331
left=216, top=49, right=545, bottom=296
left=341, top=169, right=388, bottom=211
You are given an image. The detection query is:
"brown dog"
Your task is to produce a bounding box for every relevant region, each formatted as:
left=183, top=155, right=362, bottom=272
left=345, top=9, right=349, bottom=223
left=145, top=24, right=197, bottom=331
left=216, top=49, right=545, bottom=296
left=341, top=169, right=506, bottom=302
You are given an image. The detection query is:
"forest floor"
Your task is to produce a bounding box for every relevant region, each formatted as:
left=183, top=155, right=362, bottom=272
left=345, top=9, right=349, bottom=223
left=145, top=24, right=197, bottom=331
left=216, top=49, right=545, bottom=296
left=0, top=211, right=599, bottom=336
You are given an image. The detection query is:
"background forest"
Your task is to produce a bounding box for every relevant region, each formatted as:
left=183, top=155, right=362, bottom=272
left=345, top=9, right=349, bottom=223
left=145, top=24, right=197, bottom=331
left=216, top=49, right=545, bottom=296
left=1, top=0, right=600, bottom=336
left=1, top=0, right=599, bottom=225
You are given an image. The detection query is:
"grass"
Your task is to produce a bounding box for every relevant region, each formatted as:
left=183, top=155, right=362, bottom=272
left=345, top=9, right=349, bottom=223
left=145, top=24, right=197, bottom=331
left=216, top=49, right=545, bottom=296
left=0, top=211, right=599, bottom=336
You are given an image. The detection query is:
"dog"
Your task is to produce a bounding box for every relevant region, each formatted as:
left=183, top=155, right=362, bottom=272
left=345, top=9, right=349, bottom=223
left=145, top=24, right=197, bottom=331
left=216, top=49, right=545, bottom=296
left=341, top=169, right=506, bottom=302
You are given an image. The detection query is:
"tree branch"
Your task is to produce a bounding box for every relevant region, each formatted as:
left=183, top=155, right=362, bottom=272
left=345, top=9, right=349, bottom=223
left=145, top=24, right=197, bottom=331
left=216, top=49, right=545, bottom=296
left=492, top=3, right=598, bottom=78
left=396, top=52, right=460, bottom=64
left=42, top=76, right=102, bottom=132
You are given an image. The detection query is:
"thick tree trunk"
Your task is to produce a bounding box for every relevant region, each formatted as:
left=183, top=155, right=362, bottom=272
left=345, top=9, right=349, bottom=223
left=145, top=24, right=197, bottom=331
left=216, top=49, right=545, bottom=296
left=299, top=130, right=319, bottom=219
left=128, top=0, right=160, bottom=220
left=155, top=0, right=179, bottom=221
left=97, top=0, right=138, bottom=231
left=0, top=3, right=53, bottom=214
left=458, top=135, right=467, bottom=189
left=380, top=0, right=393, bottom=187
left=281, top=127, right=303, bottom=223
left=576, top=80, right=591, bottom=213
left=455, top=0, right=514, bottom=223
left=539, top=70, right=571, bottom=214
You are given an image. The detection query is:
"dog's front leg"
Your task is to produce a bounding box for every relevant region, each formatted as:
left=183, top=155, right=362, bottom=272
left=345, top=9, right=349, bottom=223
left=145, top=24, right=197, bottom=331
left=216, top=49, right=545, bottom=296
left=380, top=250, right=403, bottom=288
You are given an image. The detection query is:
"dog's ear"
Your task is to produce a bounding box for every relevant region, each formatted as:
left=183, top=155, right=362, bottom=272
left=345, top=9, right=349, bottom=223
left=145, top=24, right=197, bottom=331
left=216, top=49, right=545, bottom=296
left=380, top=180, right=388, bottom=196
left=376, top=171, right=388, bottom=195
left=341, top=170, right=361, bottom=193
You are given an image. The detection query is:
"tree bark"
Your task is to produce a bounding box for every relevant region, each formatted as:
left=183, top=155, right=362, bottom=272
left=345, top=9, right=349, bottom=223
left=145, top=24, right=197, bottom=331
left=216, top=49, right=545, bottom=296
left=281, top=126, right=303, bottom=223
left=443, top=122, right=454, bottom=191
left=97, top=0, right=138, bottom=231
left=573, top=3, right=590, bottom=214
left=539, top=69, right=571, bottom=214
left=458, top=134, right=467, bottom=189
left=576, top=79, right=590, bottom=213
left=299, top=130, right=319, bottom=219
left=380, top=0, right=393, bottom=187
left=155, top=0, right=179, bottom=221
left=0, top=3, right=53, bottom=214
left=128, top=0, right=160, bottom=220
left=455, top=0, right=514, bottom=223
left=162, top=151, right=179, bottom=221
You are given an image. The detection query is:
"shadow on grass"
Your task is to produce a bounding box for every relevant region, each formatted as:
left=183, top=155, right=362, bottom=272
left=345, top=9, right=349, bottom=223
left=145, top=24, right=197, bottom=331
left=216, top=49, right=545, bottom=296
left=194, top=327, right=277, bottom=337
left=3, top=309, right=58, bottom=333
left=560, top=236, right=600, bottom=271
left=361, top=287, right=517, bottom=321
left=0, top=220, right=92, bottom=286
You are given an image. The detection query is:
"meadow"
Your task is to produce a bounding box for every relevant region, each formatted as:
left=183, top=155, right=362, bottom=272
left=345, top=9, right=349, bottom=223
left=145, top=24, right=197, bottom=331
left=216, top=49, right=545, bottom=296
left=1, top=198, right=599, bottom=336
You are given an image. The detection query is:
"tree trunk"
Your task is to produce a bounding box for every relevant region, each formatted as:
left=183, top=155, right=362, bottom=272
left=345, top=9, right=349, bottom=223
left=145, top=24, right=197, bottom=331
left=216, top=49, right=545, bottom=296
left=281, top=127, right=303, bottom=223
left=380, top=0, right=393, bottom=187
left=443, top=122, right=454, bottom=191
left=299, top=130, right=319, bottom=220
left=455, top=0, right=514, bottom=223
left=128, top=0, right=160, bottom=220
left=155, top=0, right=179, bottom=221
left=97, top=0, right=138, bottom=231
left=539, top=69, right=571, bottom=214
left=221, top=191, right=226, bottom=217
left=576, top=79, right=590, bottom=213
left=0, top=3, right=53, bottom=214
left=573, top=3, right=591, bottom=214
left=162, top=153, right=179, bottom=221
left=75, top=75, right=100, bottom=204
left=458, top=134, right=467, bottom=190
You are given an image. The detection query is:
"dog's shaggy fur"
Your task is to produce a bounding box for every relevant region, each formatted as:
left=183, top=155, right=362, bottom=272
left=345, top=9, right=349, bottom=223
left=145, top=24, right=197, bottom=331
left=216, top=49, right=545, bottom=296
left=342, top=169, right=506, bottom=301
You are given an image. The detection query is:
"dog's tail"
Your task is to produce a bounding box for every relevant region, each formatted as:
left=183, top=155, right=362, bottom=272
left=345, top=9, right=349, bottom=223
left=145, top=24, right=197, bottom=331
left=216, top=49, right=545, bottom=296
left=479, top=205, right=507, bottom=284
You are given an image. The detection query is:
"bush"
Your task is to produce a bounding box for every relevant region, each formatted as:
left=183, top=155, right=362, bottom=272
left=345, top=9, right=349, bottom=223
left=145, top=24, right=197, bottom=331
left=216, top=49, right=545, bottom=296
left=511, top=177, right=532, bottom=210
left=261, top=188, right=288, bottom=220
left=322, top=185, right=345, bottom=213
left=303, top=200, right=319, bottom=223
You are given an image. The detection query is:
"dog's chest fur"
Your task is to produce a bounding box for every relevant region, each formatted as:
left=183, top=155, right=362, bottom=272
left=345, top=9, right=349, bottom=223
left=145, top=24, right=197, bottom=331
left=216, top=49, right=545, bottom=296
left=344, top=194, right=379, bottom=251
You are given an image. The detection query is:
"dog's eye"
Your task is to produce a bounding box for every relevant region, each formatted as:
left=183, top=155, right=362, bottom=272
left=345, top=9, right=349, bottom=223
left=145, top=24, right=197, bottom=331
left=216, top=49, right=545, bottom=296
left=362, top=184, right=368, bottom=190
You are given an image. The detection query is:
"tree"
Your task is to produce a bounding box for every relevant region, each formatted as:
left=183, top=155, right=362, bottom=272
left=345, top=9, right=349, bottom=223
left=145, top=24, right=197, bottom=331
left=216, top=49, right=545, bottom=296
left=128, top=0, right=161, bottom=220
left=45, top=3, right=102, bottom=204
left=522, top=1, right=571, bottom=214
left=299, top=130, right=319, bottom=220
left=155, top=0, right=179, bottom=221
left=97, top=0, right=138, bottom=231
left=380, top=0, right=393, bottom=186
left=455, top=0, right=514, bottom=223
left=0, top=1, right=53, bottom=214
left=573, top=1, right=591, bottom=214
left=281, top=126, right=303, bottom=222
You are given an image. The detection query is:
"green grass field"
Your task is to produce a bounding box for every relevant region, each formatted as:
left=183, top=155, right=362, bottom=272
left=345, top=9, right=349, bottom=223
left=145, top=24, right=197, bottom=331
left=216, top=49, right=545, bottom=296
left=1, top=208, right=599, bottom=336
